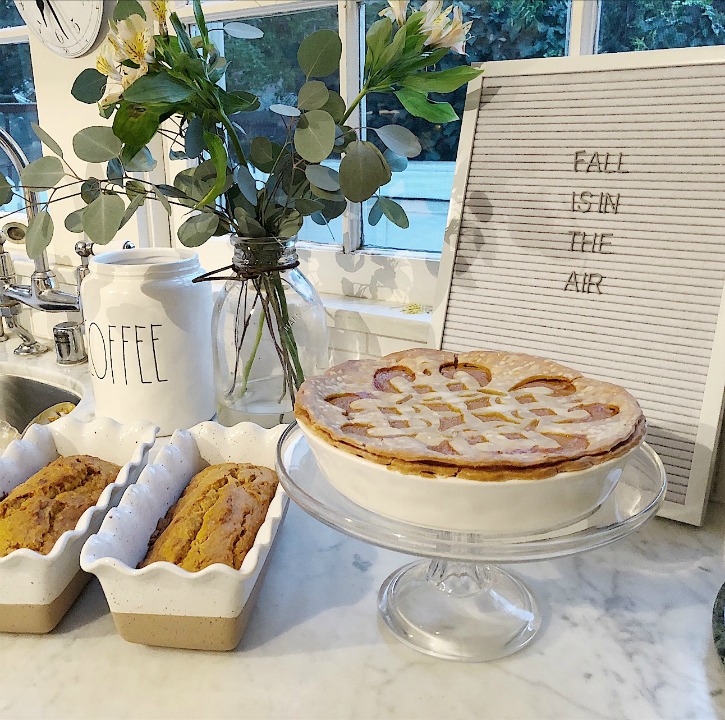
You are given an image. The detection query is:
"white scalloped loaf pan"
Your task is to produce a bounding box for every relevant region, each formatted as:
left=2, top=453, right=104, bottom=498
left=0, top=417, right=157, bottom=633
left=81, top=421, right=288, bottom=652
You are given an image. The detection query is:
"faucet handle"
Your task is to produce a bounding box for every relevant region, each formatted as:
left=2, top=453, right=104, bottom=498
left=75, top=240, right=94, bottom=261
left=75, top=241, right=94, bottom=291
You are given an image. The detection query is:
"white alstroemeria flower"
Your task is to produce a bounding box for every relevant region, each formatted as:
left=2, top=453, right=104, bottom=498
left=99, top=83, right=123, bottom=109
left=432, top=6, right=472, bottom=54
left=379, top=0, right=409, bottom=27
left=150, top=0, right=169, bottom=35
left=99, top=63, right=148, bottom=109
left=108, top=14, right=155, bottom=67
left=419, top=2, right=471, bottom=54
left=121, top=64, right=148, bottom=89
left=150, top=0, right=168, bottom=23
left=419, top=2, right=451, bottom=46
left=95, top=39, right=123, bottom=83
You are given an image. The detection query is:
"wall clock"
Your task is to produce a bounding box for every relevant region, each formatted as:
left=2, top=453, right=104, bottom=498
left=14, top=1, right=105, bottom=58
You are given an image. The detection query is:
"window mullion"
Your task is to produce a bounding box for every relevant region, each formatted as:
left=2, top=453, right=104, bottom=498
left=338, top=0, right=363, bottom=253
left=568, top=0, right=600, bottom=56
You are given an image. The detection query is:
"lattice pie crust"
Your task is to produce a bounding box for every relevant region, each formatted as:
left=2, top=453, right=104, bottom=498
left=295, top=349, right=645, bottom=481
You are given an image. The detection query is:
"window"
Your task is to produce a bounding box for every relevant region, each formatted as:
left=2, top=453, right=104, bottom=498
left=598, top=0, right=725, bottom=53
left=362, top=0, right=569, bottom=253
left=0, top=0, right=40, bottom=213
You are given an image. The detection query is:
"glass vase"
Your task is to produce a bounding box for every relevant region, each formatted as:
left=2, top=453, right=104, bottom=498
left=211, top=235, right=328, bottom=428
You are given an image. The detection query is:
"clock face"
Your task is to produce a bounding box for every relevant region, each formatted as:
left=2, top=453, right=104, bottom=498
left=15, top=0, right=105, bottom=58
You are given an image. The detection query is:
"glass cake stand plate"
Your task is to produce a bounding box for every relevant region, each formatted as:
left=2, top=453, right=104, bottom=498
left=276, top=424, right=667, bottom=662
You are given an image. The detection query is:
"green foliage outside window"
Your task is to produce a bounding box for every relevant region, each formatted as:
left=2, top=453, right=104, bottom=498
left=599, top=0, right=725, bottom=53
left=0, top=0, right=21, bottom=30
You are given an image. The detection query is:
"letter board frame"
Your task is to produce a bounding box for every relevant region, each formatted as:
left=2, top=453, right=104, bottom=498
left=430, top=46, right=725, bottom=525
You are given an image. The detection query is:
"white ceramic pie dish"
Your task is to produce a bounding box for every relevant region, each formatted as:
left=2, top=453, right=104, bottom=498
left=0, top=416, right=157, bottom=633
left=298, top=419, right=641, bottom=535
left=80, top=421, right=288, bottom=652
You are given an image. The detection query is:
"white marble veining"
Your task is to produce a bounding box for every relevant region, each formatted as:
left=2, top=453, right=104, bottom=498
left=1, top=342, right=725, bottom=719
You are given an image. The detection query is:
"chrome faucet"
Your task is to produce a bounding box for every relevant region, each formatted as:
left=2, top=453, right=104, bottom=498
left=0, top=127, right=89, bottom=357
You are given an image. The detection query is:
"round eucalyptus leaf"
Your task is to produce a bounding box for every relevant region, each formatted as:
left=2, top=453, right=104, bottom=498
left=310, top=211, right=327, bottom=226
left=233, top=165, right=258, bottom=206
left=81, top=178, right=101, bottom=204
left=19, top=156, right=64, bottom=190
left=320, top=91, right=346, bottom=123
left=384, top=148, right=408, bottom=173
left=107, top=157, right=124, bottom=186
left=64, top=209, right=86, bottom=233
left=294, top=110, right=335, bottom=164
left=339, top=141, right=388, bottom=203
left=0, top=174, right=12, bottom=205
left=224, top=22, right=263, bottom=39
left=71, top=68, right=107, bottom=105
left=25, top=210, right=54, bottom=260
left=297, top=81, right=329, bottom=111
left=305, top=164, right=340, bottom=192
left=319, top=197, right=347, bottom=220
left=297, top=29, right=342, bottom=78
left=373, top=125, right=422, bottom=159
left=277, top=210, right=303, bottom=239
left=178, top=212, right=220, bottom=247
left=270, top=104, right=301, bottom=117
left=73, top=126, right=122, bottom=163
left=125, top=179, right=148, bottom=200
left=124, top=146, right=157, bottom=172
left=378, top=197, right=409, bottom=229
left=368, top=198, right=383, bottom=226
left=250, top=136, right=282, bottom=173
left=309, top=184, right=343, bottom=202
left=113, top=0, right=145, bottom=22
left=184, top=117, right=204, bottom=159
left=82, top=192, right=126, bottom=245
left=31, top=123, right=63, bottom=158
left=294, top=198, right=324, bottom=216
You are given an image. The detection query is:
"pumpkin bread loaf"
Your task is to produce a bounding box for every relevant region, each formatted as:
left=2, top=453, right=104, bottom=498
left=0, top=455, right=121, bottom=557
left=139, top=463, right=278, bottom=572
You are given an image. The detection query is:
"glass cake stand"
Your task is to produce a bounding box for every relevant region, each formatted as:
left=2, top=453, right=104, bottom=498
left=276, top=423, right=667, bottom=662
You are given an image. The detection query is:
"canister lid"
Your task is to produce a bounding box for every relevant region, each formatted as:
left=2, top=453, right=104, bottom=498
left=88, top=248, right=201, bottom=278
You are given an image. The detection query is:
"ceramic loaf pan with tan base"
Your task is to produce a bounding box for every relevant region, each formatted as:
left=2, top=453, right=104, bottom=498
left=0, top=417, right=157, bottom=633
left=80, top=421, right=288, bottom=652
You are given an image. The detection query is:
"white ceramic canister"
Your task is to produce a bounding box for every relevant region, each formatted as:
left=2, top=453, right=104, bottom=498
left=80, top=248, right=215, bottom=435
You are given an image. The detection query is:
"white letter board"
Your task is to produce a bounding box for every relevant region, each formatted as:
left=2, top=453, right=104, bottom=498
left=431, top=47, right=725, bottom=525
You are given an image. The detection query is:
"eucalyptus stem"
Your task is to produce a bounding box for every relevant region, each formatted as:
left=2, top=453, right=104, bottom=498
left=238, top=300, right=265, bottom=396
left=270, top=270, right=304, bottom=387
left=219, top=109, right=247, bottom=167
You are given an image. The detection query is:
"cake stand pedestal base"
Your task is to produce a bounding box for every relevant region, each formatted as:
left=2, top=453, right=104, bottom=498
left=378, top=559, right=540, bottom=661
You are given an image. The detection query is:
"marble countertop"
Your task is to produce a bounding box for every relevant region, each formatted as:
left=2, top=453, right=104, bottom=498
left=0, top=497, right=721, bottom=719
left=1, top=342, right=725, bottom=719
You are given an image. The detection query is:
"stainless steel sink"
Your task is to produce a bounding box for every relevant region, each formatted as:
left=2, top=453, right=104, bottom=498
left=0, top=375, right=82, bottom=434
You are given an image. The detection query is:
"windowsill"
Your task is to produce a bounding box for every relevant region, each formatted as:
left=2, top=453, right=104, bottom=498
left=321, top=292, right=431, bottom=344
left=11, top=256, right=433, bottom=352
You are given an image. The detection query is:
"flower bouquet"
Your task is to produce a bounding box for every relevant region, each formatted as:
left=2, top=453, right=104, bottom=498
left=0, top=0, right=481, bottom=423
